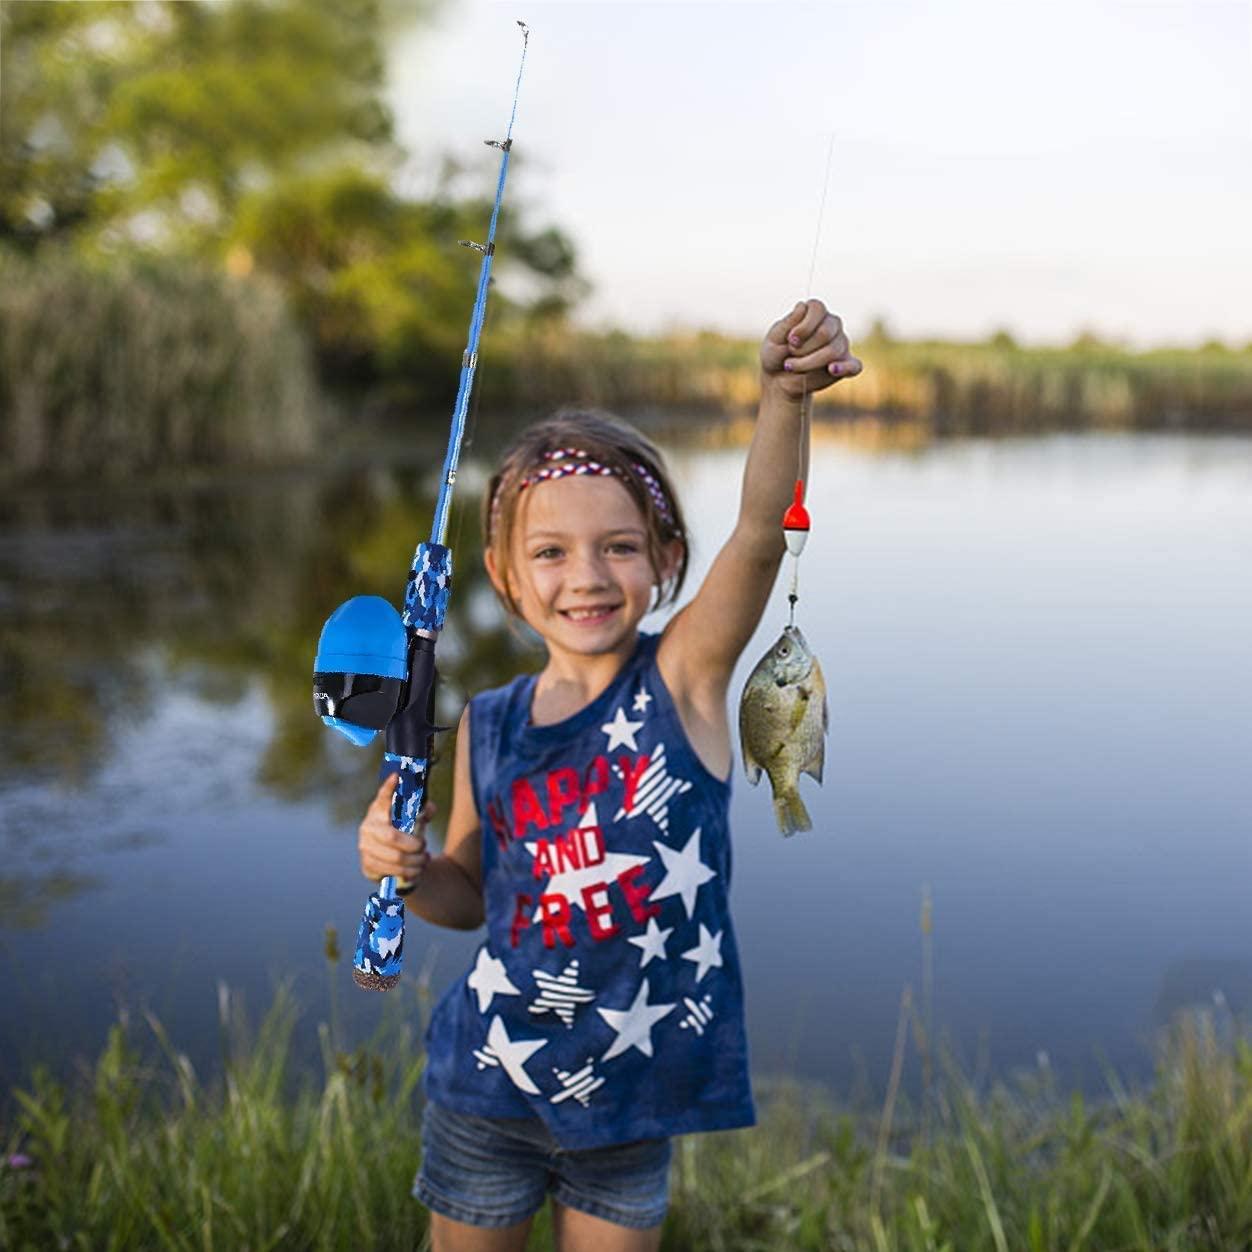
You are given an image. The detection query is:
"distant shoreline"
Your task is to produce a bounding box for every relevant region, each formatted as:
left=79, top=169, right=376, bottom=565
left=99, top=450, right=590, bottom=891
left=3, top=254, right=1249, bottom=485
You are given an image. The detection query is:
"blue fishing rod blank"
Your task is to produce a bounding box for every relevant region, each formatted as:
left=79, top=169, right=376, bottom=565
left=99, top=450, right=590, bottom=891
left=313, top=20, right=531, bottom=991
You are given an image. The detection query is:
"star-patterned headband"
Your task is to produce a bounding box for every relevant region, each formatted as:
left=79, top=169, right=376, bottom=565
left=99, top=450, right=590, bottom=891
left=493, top=447, right=676, bottom=530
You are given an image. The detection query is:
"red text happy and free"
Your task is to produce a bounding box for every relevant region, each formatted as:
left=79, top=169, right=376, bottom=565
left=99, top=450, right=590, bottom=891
left=486, top=754, right=661, bottom=950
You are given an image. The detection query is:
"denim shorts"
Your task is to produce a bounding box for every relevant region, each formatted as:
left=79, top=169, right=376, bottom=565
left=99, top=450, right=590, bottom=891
left=413, top=1100, right=672, bottom=1230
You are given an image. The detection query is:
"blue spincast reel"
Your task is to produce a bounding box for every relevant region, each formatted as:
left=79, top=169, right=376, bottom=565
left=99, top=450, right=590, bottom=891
left=314, top=587, right=446, bottom=992
left=313, top=596, right=408, bottom=746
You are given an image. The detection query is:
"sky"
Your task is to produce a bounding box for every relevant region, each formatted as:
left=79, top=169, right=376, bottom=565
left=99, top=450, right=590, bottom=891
left=387, top=0, right=1252, bottom=347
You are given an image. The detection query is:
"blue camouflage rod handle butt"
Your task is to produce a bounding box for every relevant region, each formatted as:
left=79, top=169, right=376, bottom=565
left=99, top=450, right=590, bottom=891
left=350, top=751, right=428, bottom=990
left=352, top=885, right=405, bottom=990
left=351, top=544, right=449, bottom=990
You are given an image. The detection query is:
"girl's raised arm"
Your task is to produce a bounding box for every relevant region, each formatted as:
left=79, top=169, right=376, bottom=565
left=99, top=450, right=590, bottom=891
left=659, top=300, right=861, bottom=718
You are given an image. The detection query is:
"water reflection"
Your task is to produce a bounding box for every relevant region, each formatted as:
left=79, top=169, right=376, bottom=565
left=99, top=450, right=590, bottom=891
left=2, top=428, right=1250, bottom=1100
left=0, top=447, right=538, bottom=1088
left=0, top=457, right=535, bottom=820
left=1154, top=958, right=1252, bottom=1029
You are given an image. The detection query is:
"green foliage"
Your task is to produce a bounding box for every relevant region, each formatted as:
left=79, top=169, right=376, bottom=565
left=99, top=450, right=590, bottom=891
left=1, top=984, right=429, bottom=1250
left=5, top=995, right=1252, bottom=1250
left=6, top=0, right=1244, bottom=467
left=230, top=165, right=586, bottom=392
left=0, top=0, right=406, bottom=253
left=0, top=1, right=127, bottom=250
left=0, top=251, right=320, bottom=480
left=483, top=324, right=1252, bottom=435
left=856, top=339, right=1252, bottom=435
left=1, top=0, right=588, bottom=425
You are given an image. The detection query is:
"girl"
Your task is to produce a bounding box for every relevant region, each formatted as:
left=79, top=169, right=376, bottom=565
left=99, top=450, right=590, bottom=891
left=358, top=299, right=861, bottom=1252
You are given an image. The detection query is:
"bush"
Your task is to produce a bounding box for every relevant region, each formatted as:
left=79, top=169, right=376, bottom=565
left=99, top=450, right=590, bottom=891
left=0, top=252, right=322, bottom=481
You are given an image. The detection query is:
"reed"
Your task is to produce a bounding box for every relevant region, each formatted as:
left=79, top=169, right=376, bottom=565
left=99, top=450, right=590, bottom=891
left=4, top=255, right=1248, bottom=487
left=0, top=253, right=323, bottom=483
left=485, top=326, right=1252, bottom=435
left=0, top=978, right=429, bottom=1252
left=3, top=980, right=1250, bottom=1251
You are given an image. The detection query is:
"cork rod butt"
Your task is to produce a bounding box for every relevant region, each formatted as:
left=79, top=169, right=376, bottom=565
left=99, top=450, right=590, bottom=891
left=353, top=967, right=400, bottom=992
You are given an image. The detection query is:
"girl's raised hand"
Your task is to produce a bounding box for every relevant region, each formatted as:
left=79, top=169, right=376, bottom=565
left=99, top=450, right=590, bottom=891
left=761, top=298, right=862, bottom=400
left=357, top=772, right=433, bottom=889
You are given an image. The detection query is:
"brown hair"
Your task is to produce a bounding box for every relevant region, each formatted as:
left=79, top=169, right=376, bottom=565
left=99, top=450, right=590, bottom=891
left=482, top=408, right=689, bottom=618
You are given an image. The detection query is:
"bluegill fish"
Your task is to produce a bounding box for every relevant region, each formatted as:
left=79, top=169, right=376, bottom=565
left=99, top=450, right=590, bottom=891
left=739, top=626, right=827, bottom=835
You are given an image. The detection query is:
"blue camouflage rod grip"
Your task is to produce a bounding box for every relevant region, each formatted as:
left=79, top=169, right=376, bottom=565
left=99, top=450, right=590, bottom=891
left=351, top=21, right=530, bottom=991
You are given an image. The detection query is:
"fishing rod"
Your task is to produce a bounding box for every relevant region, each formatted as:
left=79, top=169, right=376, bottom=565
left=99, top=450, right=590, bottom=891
left=312, top=20, right=531, bottom=991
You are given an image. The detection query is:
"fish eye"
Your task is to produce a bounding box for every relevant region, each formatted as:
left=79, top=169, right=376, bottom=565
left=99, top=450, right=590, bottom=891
left=778, top=644, right=790, bottom=657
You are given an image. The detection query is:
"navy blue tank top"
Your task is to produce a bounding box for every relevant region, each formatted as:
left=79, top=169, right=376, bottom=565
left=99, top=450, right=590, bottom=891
left=422, top=632, right=756, bottom=1149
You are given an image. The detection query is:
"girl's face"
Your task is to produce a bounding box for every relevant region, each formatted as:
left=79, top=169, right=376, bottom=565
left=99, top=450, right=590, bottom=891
left=489, top=474, right=678, bottom=658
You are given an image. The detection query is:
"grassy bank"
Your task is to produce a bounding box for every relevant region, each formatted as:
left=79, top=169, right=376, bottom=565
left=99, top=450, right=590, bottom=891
left=0, top=254, right=322, bottom=482
left=3, top=976, right=1251, bottom=1251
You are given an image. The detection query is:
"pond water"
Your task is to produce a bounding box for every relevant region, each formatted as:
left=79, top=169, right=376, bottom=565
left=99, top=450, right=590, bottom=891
left=2, top=427, right=1250, bottom=1104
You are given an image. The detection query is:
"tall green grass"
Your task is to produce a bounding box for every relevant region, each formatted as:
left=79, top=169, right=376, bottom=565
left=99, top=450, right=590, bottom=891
left=4, top=967, right=1251, bottom=1251
left=0, top=253, right=322, bottom=482
left=0, top=975, right=430, bottom=1252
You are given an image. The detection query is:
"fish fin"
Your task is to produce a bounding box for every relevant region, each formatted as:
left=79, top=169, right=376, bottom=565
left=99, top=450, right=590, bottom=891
left=742, top=750, right=762, bottom=786
left=801, top=697, right=828, bottom=783
left=802, top=746, right=825, bottom=785
left=773, top=786, right=812, bottom=837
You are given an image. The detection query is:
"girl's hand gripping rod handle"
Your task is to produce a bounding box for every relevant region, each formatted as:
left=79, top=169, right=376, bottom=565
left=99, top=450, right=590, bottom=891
left=351, top=547, right=450, bottom=992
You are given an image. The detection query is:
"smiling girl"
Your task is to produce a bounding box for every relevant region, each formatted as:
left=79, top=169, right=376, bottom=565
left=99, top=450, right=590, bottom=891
left=357, top=298, right=861, bottom=1252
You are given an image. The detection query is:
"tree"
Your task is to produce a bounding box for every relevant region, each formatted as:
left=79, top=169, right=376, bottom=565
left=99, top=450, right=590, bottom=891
left=228, top=163, right=584, bottom=390
left=865, top=316, right=894, bottom=346
left=1, top=0, right=405, bottom=253
left=1, top=0, right=588, bottom=392
left=1069, top=329, right=1107, bottom=353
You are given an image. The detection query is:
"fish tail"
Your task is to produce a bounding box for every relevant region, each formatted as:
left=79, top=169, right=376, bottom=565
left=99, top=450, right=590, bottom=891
left=773, top=787, right=812, bottom=837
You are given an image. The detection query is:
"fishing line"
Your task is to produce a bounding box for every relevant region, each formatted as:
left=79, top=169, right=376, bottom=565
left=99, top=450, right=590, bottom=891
left=798, top=132, right=837, bottom=490
left=787, top=132, right=837, bottom=629
left=805, top=133, right=837, bottom=300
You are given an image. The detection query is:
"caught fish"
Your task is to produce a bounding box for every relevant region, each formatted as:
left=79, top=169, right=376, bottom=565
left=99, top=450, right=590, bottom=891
left=739, top=625, right=827, bottom=835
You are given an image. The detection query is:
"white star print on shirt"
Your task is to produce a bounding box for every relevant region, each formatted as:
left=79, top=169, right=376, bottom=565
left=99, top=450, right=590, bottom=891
left=632, top=688, right=653, bottom=714
left=483, top=1015, right=547, bottom=1094
left=467, top=945, right=521, bottom=1013
left=649, top=827, right=716, bottom=919
left=526, top=801, right=650, bottom=922
left=627, top=917, right=673, bottom=968
left=597, top=980, right=677, bottom=1061
left=600, top=706, right=643, bottom=752
left=681, top=924, right=724, bottom=982
left=612, top=741, right=693, bottom=836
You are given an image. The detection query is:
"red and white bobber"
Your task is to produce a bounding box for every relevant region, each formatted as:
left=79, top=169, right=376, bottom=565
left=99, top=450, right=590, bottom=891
left=782, top=479, right=811, bottom=556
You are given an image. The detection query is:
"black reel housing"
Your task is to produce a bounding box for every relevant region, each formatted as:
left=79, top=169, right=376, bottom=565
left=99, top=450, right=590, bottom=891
left=385, top=634, right=445, bottom=762
left=313, top=672, right=405, bottom=732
